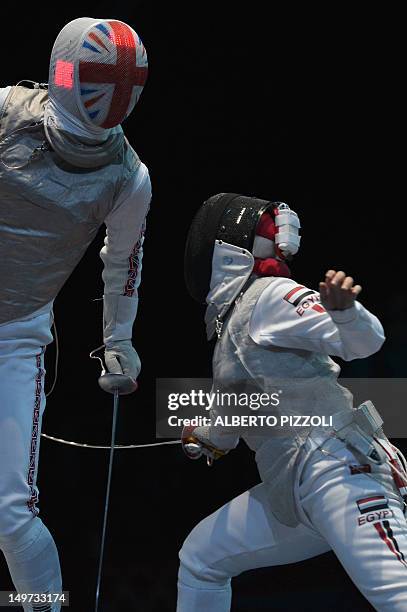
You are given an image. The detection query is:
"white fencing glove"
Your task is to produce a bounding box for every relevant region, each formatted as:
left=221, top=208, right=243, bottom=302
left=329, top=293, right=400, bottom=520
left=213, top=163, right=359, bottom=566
left=103, top=294, right=141, bottom=381
left=182, top=425, right=230, bottom=466
left=104, top=340, right=141, bottom=381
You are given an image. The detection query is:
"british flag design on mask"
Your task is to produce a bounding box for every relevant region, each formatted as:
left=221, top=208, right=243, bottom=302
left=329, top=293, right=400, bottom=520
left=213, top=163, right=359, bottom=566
left=78, top=20, right=148, bottom=128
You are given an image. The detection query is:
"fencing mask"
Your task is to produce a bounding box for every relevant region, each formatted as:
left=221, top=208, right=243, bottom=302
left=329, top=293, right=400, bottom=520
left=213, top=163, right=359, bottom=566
left=44, top=17, right=148, bottom=167
left=184, top=193, right=301, bottom=337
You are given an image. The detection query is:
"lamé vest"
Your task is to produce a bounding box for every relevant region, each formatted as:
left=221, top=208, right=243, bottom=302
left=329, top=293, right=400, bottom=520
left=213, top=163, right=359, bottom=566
left=0, top=86, right=140, bottom=324
left=211, top=276, right=355, bottom=526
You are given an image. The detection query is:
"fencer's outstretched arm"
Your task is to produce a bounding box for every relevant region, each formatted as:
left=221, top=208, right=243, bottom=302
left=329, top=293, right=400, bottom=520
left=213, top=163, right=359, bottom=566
left=100, top=162, right=151, bottom=368
left=249, top=272, right=385, bottom=361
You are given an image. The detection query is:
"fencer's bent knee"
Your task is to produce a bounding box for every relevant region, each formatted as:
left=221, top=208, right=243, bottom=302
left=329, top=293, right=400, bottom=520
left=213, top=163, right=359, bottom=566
left=179, top=533, right=230, bottom=587
left=179, top=537, right=214, bottom=584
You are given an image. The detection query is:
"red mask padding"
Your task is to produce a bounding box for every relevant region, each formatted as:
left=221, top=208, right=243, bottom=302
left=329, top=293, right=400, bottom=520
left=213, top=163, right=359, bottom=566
left=256, top=212, right=277, bottom=240
left=254, top=212, right=291, bottom=277
left=253, top=257, right=291, bottom=278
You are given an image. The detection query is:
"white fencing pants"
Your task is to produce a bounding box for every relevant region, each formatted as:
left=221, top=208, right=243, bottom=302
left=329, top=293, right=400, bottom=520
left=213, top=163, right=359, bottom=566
left=177, top=437, right=407, bottom=611
left=0, top=305, right=62, bottom=611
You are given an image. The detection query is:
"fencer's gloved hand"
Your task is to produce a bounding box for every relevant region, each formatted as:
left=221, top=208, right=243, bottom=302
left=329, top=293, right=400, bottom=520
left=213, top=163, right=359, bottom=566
left=104, top=340, right=141, bottom=381
left=182, top=425, right=229, bottom=466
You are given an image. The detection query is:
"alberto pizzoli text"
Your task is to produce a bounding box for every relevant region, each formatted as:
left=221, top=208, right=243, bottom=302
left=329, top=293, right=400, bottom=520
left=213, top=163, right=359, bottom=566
left=168, top=415, right=334, bottom=428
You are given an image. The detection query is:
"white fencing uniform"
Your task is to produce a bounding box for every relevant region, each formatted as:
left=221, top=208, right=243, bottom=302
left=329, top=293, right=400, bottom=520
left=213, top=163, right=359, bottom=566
left=0, top=305, right=62, bottom=611
left=177, top=276, right=407, bottom=611
left=0, top=83, right=151, bottom=610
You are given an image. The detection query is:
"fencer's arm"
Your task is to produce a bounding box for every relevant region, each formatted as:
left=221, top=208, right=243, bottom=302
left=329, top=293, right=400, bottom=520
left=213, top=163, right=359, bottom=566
left=249, top=277, right=385, bottom=361
left=100, top=162, right=151, bottom=345
left=325, top=301, right=385, bottom=360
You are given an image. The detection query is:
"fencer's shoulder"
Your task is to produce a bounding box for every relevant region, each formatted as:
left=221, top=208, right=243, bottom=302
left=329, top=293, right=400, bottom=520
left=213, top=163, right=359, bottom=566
left=110, top=161, right=151, bottom=216
left=130, top=161, right=151, bottom=191
left=256, top=276, right=313, bottom=302
left=117, top=160, right=150, bottom=195
left=250, top=277, right=320, bottom=340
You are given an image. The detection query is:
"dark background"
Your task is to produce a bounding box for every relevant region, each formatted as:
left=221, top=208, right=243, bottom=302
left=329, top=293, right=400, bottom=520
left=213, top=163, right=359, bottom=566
left=1, top=3, right=404, bottom=611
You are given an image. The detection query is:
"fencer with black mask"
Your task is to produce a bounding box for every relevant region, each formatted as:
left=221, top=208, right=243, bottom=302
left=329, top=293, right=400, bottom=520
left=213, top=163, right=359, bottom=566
left=178, top=193, right=407, bottom=611
left=0, top=17, right=149, bottom=611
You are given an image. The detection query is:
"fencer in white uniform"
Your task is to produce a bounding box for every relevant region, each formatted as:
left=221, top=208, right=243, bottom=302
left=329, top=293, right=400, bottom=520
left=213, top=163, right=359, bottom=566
left=178, top=193, right=407, bottom=611
left=0, top=17, right=150, bottom=611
